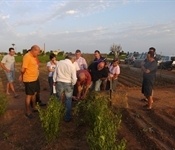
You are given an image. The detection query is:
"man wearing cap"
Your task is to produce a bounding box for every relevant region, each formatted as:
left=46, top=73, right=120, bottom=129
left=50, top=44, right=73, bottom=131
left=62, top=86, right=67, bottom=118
left=1, top=47, right=19, bottom=98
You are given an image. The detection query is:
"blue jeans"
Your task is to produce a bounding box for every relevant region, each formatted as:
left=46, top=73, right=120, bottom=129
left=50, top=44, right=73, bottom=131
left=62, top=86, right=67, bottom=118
left=56, top=81, right=73, bottom=121
left=48, top=77, right=53, bottom=95
left=94, top=79, right=102, bottom=91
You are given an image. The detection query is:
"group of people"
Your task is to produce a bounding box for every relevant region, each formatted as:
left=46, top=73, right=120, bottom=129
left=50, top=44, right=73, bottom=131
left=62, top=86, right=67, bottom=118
left=0, top=46, right=121, bottom=121
left=1, top=45, right=156, bottom=121
left=48, top=49, right=120, bottom=122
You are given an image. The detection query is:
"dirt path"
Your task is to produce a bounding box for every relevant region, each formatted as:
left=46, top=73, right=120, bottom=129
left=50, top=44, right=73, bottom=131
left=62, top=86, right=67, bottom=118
left=0, top=64, right=175, bottom=150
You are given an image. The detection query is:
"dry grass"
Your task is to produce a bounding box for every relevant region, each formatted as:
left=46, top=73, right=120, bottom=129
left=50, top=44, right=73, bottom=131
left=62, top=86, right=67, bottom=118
left=111, top=90, right=128, bottom=108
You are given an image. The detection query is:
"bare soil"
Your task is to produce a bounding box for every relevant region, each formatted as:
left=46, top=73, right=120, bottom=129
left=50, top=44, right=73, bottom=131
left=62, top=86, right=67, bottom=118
left=0, top=63, right=175, bottom=150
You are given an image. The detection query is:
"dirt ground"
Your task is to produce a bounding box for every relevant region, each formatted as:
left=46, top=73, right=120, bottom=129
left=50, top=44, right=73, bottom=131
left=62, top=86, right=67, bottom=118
left=0, top=63, right=175, bottom=150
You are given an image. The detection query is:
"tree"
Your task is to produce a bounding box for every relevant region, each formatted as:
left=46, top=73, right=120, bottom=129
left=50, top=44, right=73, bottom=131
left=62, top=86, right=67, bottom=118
left=22, top=49, right=28, bottom=55
left=110, top=44, right=122, bottom=59
left=17, top=52, right=22, bottom=56
left=12, top=43, right=15, bottom=48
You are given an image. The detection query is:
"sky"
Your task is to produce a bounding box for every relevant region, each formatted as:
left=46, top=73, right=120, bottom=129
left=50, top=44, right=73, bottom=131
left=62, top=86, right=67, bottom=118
left=0, top=0, right=175, bottom=55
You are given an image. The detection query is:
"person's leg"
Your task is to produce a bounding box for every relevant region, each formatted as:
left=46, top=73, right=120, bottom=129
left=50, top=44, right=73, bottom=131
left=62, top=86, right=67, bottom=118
left=141, top=78, right=148, bottom=101
left=56, top=82, right=64, bottom=101
left=7, top=71, right=18, bottom=97
left=112, top=79, right=118, bottom=92
left=64, top=83, right=73, bottom=122
left=48, top=77, right=53, bottom=95
left=101, top=79, right=107, bottom=91
left=25, top=95, right=33, bottom=115
left=9, top=82, right=17, bottom=96
left=144, top=79, right=154, bottom=109
left=35, top=79, right=40, bottom=103
left=5, top=72, right=12, bottom=94
left=94, top=79, right=102, bottom=91
left=35, top=92, right=40, bottom=103
left=34, top=78, right=46, bottom=106
left=147, top=95, right=153, bottom=109
left=31, top=93, right=37, bottom=110
left=24, top=81, right=38, bottom=118
left=6, top=82, right=10, bottom=94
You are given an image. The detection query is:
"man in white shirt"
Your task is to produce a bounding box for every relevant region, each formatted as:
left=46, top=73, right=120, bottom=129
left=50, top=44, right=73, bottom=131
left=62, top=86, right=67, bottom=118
left=53, top=54, right=77, bottom=122
left=75, top=49, right=88, bottom=70
left=1, top=47, right=18, bottom=98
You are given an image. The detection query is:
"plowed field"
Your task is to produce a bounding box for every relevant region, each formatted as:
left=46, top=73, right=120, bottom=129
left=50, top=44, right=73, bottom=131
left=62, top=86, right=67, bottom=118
left=0, top=63, right=175, bottom=150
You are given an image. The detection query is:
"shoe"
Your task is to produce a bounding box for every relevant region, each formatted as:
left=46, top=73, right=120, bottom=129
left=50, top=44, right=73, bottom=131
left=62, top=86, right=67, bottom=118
left=145, top=107, right=152, bottom=111
left=64, top=118, right=71, bottom=123
left=140, top=98, right=148, bottom=102
left=143, top=104, right=149, bottom=107
left=33, top=109, right=38, bottom=113
left=39, top=102, right=46, bottom=106
left=14, top=94, right=19, bottom=98
left=72, top=96, right=78, bottom=101
left=25, top=113, right=34, bottom=119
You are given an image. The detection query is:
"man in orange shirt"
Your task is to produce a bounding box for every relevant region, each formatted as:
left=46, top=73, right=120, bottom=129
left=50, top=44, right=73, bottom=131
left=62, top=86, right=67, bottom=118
left=19, top=45, right=40, bottom=119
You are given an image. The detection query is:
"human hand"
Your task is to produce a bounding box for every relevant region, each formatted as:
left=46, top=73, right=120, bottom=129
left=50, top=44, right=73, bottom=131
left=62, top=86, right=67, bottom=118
left=5, top=69, right=10, bottom=73
left=80, top=95, right=85, bottom=99
left=18, top=75, right=23, bottom=82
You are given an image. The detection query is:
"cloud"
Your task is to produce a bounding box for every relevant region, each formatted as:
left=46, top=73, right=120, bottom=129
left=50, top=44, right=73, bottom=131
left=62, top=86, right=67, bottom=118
left=6, top=1, right=115, bottom=26
left=66, top=10, right=78, bottom=15
left=0, top=14, right=9, bottom=19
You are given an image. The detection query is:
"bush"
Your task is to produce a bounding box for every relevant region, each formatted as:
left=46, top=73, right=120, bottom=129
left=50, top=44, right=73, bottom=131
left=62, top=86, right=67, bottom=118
left=74, top=92, right=126, bottom=150
left=0, top=94, right=8, bottom=116
left=37, top=96, right=65, bottom=142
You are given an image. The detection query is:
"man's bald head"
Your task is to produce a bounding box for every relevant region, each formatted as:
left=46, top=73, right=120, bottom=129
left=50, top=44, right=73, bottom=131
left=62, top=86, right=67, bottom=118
left=78, top=72, right=86, bottom=81
left=97, top=62, right=105, bottom=70
left=30, top=45, right=40, bottom=57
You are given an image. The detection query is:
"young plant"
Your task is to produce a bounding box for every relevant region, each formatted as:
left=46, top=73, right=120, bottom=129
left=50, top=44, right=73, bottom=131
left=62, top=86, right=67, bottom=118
left=0, top=94, right=8, bottom=116
left=37, top=96, right=65, bottom=142
left=74, top=92, right=126, bottom=150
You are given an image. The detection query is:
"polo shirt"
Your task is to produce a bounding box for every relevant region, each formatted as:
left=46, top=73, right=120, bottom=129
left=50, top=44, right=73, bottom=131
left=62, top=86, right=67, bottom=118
left=1, top=54, right=15, bottom=70
left=22, top=52, right=39, bottom=82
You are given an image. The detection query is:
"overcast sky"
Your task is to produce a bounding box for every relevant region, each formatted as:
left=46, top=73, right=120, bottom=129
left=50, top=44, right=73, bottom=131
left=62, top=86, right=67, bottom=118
left=0, top=0, right=175, bottom=55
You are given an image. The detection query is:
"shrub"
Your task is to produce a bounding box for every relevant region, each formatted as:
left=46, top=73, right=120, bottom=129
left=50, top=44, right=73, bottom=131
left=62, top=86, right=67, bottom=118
left=74, top=92, right=126, bottom=150
left=37, top=96, right=65, bottom=142
left=0, top=94, right=8, bottom=116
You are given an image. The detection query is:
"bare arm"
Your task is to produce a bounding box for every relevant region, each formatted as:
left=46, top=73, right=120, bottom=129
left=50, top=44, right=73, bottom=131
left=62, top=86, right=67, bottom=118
left=18, top=67, right=26, bottom=82
left=0, top=62, right=10, bottom=72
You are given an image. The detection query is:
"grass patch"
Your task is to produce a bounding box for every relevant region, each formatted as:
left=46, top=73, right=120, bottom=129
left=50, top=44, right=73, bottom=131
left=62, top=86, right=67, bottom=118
left=0, top=94, right=8, bottom=116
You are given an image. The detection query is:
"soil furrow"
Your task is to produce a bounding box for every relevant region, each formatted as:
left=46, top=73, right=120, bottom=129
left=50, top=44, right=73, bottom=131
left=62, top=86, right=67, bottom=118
left=121, top=109, right=161, bottom=150
left=147, top=111, right=175, bottom=139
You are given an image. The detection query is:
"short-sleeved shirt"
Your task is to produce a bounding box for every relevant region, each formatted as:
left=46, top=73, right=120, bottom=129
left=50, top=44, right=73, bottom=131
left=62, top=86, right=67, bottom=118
left=143, top=60, right=157, bottom=80
left=109, top=65, right=120, bottom=80
left=77, top=70, right=91, bottom=86
left=46, top=61, right=57, bottom=77
left=1, top=54, right=15, bottom=70
left=76, top=57, right=88, bottom=70
left=73, top=61, right=80, bottom=71
left=22, top=52, right=39, bottom=82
